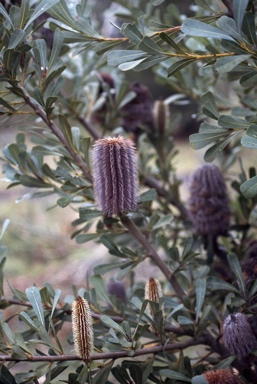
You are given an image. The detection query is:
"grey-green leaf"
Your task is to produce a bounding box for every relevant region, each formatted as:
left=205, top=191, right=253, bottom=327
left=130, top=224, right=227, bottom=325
left=240, top=175, right=257, bottom=198
left=207, top=276, right=239, bottom=293
left=181, top=19, right=235, bottom=41
left=195, top=278, right=206, bottom=321
left=26, top=287, right=45, bottom=327
left=159, top=369, right=191, bottom=382
left=233, top=0, right=249, bottom=33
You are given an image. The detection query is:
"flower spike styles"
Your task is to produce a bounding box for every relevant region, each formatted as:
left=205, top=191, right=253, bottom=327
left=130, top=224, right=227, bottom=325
left=223, top=313, right=257, bottom=358
left=72, top=296, right=94, bottom=361
left=204, top=369, right=239, bottom=384
left=92, top=137, right=138, bottom=216
left=189, top=163, right=230, bottom=237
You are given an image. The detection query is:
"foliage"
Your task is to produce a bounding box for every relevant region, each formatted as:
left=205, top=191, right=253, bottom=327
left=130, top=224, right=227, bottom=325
left=1, top=0, right=257, bottom=383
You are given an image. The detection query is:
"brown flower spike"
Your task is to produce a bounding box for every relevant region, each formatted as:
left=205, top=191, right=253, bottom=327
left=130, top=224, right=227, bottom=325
left=145, top=277, right=164, bottom=332
left=204, top=369, right=239, bottom=384
left=72, top=296, right=94, bottom=361
left=92, top=137, right=138, bottom=216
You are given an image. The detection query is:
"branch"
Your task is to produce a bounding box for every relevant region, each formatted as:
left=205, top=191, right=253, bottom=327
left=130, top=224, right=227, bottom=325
left=119, top=215, right=185, bottom=298
left=0, top=336, right=205, bottom=362
left=143, top=175, right=189, bottom=220
left=16, top=84, right=92, bottom=180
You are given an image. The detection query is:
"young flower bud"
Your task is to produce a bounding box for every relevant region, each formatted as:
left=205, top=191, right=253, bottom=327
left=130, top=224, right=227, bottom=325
left=72, top=296, right=94, bottom=361
left=188, top=164, right=230, bottom=237
left=223, top=313, right=257, bottom=357
left=153, top=98, right=169, bottom=137
left=145, top=278, right=164, bottom=332
left=107, top=279, right=126, bottom=302
left=92, top=137, right=138, bottom=216
left=204, top=369, right=239, bottom=384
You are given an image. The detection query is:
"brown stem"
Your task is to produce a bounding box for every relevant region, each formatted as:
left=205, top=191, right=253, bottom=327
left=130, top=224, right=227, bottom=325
left=16, top=84, right=92, bottom=180
left=0, top=336, right=204, bottom=362
left=119, top=215, right=185, bottom=298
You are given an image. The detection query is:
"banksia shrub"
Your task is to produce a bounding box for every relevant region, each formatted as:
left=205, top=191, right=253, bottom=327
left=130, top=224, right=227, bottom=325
left=92, top=137, right=138, bottom=216
left=204, top=369, right=239, bottom=384
left=72, top=296, right=94, bottom=361
left=189, top=164, right=230, bottom=237
left=223, top=313, right=257, bottom=357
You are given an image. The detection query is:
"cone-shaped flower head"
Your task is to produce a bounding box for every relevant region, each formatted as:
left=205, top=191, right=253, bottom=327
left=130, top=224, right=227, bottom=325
left=107, top=279, right=126, bottom=302
left=189, top=164, right=230, bottom=237
left=204, top=369, right=239, bottom=384
left=92, top=137, right=138, bottom=216
left=72, top=296, right=94, bottom=360
left=223, top=313, right=257, bottom=357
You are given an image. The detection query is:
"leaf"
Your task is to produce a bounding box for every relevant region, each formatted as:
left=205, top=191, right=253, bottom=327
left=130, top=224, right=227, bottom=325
left=204, top=133, right=239, bottom=162
left=240, top=175, right=257, bottom=198
left=0, top=219, right=10, bottom=240
left=207, top=276, right=239, bottom=293
left=58, top=114, right=74, bottom=149
left=92, top=361, right=114, bottom=384
left=189, top=131, right=228, bottom=150
left=233, top=0, right=249, bottom=33
left=159, top=32, right=185, bottom=53
left=195, top=278, right=206, bottom=321
left=227, top=253, right=245, bottom=295
left=167, top=58, right=195, bottom=77
left=20, top=175, right=52, bottom=188
left=91, top=275, right=113, bottom=306
left=94, top=262, right=126, bottom=275
left=0, top=365, right=17, bottom=384
left=36, top=39, right=48, bottom=70
left=119, top=58, right=147, bottom=71
left=139, top=189, right=157, bottom=203
left=100, top=234, right=126, bottom=257
left=50, top=289, right=61, bottom=318
left=159, top=369, right=191, bottom=382
left=26, top=287, right=45, bottom=327
left=181, top=19, right=235, bottom=41
left=8, top=29, right=25, bottom=49
left=216, top=16, right=242, bottom=41
left=121, top=23, right=143, bottom=44
left=0, top=3, right=14, bottom=28
left=218, top=115, right=249, bottom=129
left=192, top=375, right=208, bottom=384
left=152, top=214, right=173, bottom=230
left=201, top=91, right=220, bottom=120
left=138, top=36, right=163, bottom=54
left=241, top=135, right=257, bottom=149
left=214, top=354, right=236, bottom=369
left=25, top=0, right=60, bottom=30
left=107, top=50, right=146, bottom=67
left=243, top=12, right=257, bottom=44
left=129, top=365, right=143, bottom=384
left=48, top=29, right=64, bottom=70
left=0, top=97, right=16, bottom=111
left=101, top=315, right=127, bottom=336
left=178, top=316, right=194, bottom=325
left=215, top=54, right=251, bottom=74
left=19, top=311, right=38, bottom=331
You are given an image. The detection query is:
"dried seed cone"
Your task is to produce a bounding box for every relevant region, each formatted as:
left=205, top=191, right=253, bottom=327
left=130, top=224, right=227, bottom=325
left=223, top=313, right=257, bottom=357
left=72, top=296, right=94, bottom=360
left=92, top=137, right=138, bottom=216
left=153, top=99, right=169, bottom=137
left=189, top=164, right=230, bottom=237
left=204, top=369, right=239, bottom=384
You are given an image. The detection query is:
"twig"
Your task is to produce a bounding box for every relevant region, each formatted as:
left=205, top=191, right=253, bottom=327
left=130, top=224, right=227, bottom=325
left=16, top=84, right=92, bottom=180
left=143, top=175, right=189, bottom=220
left=119, top=215, right=185, bottom=298
left=0, top=336, right=205, bottom=362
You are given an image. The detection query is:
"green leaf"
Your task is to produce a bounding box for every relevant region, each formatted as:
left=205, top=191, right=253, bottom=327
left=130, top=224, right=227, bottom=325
left=214, top=354, right=236, bottom=369
left=76, top=233, right=100, bottom=244
left=204, top=133, right=239, bottom=162
left=207, top=276, right=239, bottom=293
left=91, top=275, right=113, bottom=306
left=240, top=175, right=257, bottom=198
left=26, top=287, right=45, bottom=327
left=215, top=54, right=251, bottom=74
left=159, top=32, right=185, bottom=54
left=0, top=219, right=10, bottom=240
left=0, top=97, right=16, bottom=111
left=119, top=58, right=147, bottom=71
left=48, top=29, right=64, bottom=70
left=167, top=58, right=195, bottom=77
left=25, top=0, right=60, bottom=30
left=100, top=234, right=126, bottom=257
left=227, top=253, right=245, bottom=295
left=107, top=50, right=146, bottom=67
left=178, top=315, right=194, bottom=325
left=121, top=23, right=143, bottom=44
left=233, top=0, right=249, bottom=33
left=101, top=315, right=127, bottom=336
left=159, top=369, right=191, bottom=382
left=92, top=361, right=114, bottom=384
left=50, top=289, right=61, bottom=318
left=36, top=39, right=48, bottom=70
left=181, top=19, right=235, bottom=41
left=192, top=375, right=208, bottom=384
left=139, top=189, right=157, bottom=203
left=129, top=365, right=143, bottom=384
left=201, top=91, right=220, bottom=120
left=243, top=12, right=257, bottom=44
left=195, top=278, right=206, bottom=321
left=241, top=135, right=257, bottom=149
left=0, top=365, right=17, bottom=384
left=216, top=16, right=242, bottom=41
left=19, top=311, right=38, bottom=331
left=152, top=214, right=173, bottom=230
left=0, top=3, right=14, bottom=28
left=138, top=36, right=163, bottom=54
left=189, top=131, right=228, bottom=150
left=94, top=262, right=126, bottom=275
left=58, top=114, right=74, bottom=149
left=218, top=115, right=249, bottom=129
left=240, top=71, right=257, bottom=87
left=20, top=175, right=52, bottom=189
left=8, top=29, right=25, bottom=49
